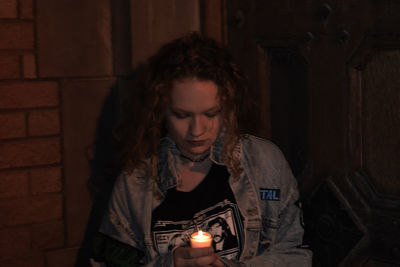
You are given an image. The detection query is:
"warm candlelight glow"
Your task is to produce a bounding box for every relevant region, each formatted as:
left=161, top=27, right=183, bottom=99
left=190, top=230, right=212, bottom=248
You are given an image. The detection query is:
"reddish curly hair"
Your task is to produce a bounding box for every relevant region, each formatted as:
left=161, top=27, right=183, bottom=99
left=114, top=32, right=248, bottom=178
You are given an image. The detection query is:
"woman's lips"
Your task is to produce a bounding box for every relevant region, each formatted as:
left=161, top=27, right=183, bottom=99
left=187, top=140, right=206, bottom=147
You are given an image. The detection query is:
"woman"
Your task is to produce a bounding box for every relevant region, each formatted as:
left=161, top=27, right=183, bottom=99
left=97, top=32, right=312, bottom=266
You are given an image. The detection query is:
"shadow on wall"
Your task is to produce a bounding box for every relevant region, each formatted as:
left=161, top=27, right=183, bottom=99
left=75, top=66, right=144, bottom=266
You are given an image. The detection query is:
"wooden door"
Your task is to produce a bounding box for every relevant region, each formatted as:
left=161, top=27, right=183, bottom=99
left=214, top=1, right=400, bottom=266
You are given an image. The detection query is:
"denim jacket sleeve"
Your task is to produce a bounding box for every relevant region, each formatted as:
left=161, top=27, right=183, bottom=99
left=99, top=170, right=178, bottom=267
left=225, top=135, right=312, bottom=267
left=238, top=184, right=312, bottom=267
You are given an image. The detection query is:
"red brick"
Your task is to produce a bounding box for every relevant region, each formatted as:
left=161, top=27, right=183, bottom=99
left=23, top=54, right=37, bottom=78
left=0, top=226, right=31, bottom=260
left=19, top=0, right=33, bottom=19
left=46, top=248, right=78, bottom=267
left=0, top=254, right=45, bottom=267
left=0, top=170, right=29, bottom=198
left=32, top=221, right=64, bottom=250
left=0, top=81, right=59, bottom=109
left=28, top=109, right=60, bottom=136
left=0, top=194, right=63, bottom=227
left=0, top=54, right=20, bottom=79
left=0, top=0, right=17, bottom=18
left=0, top=138, right=61, bottom=169
left=0, top=22, right=34, bottom=50
left=0, top=112, right=26, bottom=139
left=30, top=167, right=62, bottom=194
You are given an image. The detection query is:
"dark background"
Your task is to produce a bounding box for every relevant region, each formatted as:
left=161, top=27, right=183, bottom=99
left=0, top=1, right=399, bottom=266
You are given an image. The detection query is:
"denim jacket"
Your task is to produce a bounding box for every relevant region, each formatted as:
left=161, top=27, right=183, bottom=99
left=99, top=135, right=312, bottom=266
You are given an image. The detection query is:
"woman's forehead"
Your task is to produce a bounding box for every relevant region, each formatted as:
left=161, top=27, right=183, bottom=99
left=168, top=78, right=221, bottom=109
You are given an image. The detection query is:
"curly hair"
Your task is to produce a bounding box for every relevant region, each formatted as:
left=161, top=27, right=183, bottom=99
left=114, top=32, right=247, bottom=178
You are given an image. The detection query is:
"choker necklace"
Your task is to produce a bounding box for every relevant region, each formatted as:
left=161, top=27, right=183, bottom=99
left=180, top=152, right=210, bottom=162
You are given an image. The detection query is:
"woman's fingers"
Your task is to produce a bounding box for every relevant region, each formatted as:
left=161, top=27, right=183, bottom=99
left=175, top=247, right=213, bottom=258
left=211, top=255, right=226, bottom=267
left=174, top=247, right=219, bottom=267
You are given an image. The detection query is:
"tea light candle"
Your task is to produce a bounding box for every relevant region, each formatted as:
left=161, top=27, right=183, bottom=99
left=190, top=230, right=212, bottom=248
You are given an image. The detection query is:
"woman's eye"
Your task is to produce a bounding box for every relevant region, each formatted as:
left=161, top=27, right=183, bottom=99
left=172, top=111, right=189, bottom=119
left=205, top=110, right=220, bottom=118
left=205, top=113, right=217, bottom=118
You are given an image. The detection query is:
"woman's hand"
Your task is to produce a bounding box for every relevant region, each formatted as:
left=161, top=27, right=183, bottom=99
left=173, top=247, right=225, bottom=267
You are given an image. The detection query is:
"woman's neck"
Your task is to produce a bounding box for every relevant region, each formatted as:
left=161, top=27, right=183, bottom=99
left=179, top=149, right=210, bottom=163
left=176, top=158, right=212, bottom=191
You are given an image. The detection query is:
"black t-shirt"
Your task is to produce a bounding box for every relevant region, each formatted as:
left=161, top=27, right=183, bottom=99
left=151, top=163, right=244, bottom=260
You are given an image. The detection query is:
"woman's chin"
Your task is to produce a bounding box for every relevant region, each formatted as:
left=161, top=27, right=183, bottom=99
left=181, top=146, right=210, bottom=157
left=189, top=147, right=210, bottom=155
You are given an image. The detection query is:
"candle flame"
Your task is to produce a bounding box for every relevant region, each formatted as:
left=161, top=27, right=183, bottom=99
left=191, top=230, right=212, bottom=248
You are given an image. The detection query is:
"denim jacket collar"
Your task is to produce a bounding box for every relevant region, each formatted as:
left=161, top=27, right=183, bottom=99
left=157, top=132, right=226, bottom=195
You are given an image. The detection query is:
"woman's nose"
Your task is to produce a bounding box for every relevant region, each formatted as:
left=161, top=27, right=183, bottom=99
left=189, top=115, right=207, bottom=137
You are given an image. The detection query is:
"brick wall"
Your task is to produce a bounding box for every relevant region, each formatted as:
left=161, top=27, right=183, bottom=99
left=0, top=0, right=201, bottom=266
left=0, top=0, right=63, bottom=266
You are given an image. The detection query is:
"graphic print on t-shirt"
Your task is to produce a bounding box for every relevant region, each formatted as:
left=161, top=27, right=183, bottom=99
left=152, top=199, right=243, bottom=260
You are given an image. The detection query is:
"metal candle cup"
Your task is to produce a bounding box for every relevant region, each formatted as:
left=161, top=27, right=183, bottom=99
left=190, top=230, right=212, bottom=248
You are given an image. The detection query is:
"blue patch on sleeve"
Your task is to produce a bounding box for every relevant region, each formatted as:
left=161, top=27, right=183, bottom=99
left=260, top=188, right=280, bottom=201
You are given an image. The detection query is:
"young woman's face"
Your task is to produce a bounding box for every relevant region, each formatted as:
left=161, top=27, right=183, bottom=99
left=165, top=77, right=222, bottom=156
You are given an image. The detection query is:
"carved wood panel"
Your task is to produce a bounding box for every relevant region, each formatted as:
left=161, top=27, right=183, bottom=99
left=222, top=0, right=400, bottom=265
left=348, top=36, right=400, bottom=213
left=344, top=36, right=400, bottom=266
left=361, top=50, right=400, bottom=197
